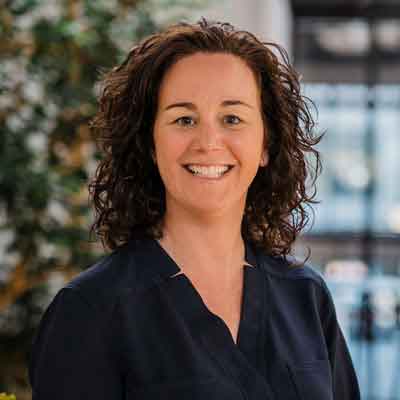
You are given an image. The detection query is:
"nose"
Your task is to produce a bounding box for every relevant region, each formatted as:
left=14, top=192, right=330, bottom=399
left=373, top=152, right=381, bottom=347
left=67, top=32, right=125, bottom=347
left=194, top=120, right=223, bottom=151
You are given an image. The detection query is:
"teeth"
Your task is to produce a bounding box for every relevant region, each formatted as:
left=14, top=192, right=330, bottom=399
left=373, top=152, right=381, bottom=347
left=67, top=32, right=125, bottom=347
left=186, top=164, right=230, bottom=178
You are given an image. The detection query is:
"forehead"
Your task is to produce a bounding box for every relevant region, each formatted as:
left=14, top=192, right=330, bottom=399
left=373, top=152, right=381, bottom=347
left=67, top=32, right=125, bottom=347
left=157, top=52, right=261, bottom=105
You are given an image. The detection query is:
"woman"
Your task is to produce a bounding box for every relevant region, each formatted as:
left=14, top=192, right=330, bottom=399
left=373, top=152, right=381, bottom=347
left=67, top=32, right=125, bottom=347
left=29, top=18, right=360, bottom=399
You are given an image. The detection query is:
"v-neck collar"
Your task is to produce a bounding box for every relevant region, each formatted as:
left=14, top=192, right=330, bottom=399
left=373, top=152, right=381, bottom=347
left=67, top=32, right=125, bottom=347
left=129, top=236, right=264, bottom=359
left=128, top=236, right=272, bottom=396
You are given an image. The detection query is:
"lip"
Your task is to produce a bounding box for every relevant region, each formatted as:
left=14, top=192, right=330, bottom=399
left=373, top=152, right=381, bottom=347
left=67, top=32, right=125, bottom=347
left=182, top=164, right=234, bottom=179
left=182, top=163, right=235, bottom=167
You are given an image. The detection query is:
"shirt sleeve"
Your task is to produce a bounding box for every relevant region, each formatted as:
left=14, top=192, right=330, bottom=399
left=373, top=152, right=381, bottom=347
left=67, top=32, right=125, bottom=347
left=320, top=281, right=361, bottom=400
left=29, top=287, right=124, bottom=399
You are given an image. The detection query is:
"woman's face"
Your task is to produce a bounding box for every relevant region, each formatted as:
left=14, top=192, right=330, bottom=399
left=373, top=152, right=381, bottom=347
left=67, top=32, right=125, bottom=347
left=153, top=52, right=267, bottom=219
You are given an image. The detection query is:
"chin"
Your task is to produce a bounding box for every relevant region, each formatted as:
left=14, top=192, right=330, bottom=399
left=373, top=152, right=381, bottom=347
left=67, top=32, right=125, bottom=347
left=185, top=199, right=241, bottom=217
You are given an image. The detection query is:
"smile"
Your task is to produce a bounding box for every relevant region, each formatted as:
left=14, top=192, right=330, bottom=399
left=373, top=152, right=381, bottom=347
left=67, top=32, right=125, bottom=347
left=183, top=164, right=234, bottom=179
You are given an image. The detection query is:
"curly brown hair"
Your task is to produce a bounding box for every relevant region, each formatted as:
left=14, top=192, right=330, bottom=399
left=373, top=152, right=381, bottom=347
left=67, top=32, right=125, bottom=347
left=88, top=18, right=322, bottom=257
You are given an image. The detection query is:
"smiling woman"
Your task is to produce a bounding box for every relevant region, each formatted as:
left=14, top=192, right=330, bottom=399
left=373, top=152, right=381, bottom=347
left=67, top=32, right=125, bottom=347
left=153, top=52, right=266, bottom=220
left=28, top=18, right=360, bottom=400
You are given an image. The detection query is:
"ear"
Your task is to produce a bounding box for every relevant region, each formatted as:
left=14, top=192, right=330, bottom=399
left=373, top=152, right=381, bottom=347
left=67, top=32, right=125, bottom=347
left=259, top=150, right=268, bottom=167
left=151, top=149, right=157, bottom=164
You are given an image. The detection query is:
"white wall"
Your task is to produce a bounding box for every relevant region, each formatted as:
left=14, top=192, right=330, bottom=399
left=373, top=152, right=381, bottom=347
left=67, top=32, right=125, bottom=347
left=192, top=0, right=293, bottom=59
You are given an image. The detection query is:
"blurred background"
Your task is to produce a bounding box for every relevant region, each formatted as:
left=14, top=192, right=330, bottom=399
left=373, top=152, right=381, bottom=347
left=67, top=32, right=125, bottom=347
left=0, top=0, right=399, bottom=398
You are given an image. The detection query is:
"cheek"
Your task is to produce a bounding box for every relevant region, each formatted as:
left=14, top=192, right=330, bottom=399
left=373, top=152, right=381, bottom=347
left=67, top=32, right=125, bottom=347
left=154, top=129, right=188, bottom=170
left=229, top=132, right=264, bottom=164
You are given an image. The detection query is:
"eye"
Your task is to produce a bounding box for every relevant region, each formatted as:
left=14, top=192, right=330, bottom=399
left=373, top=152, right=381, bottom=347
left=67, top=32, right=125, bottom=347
left=224, top=115, right=242, bottom=125
left=174, top=116, right=196, bottom=127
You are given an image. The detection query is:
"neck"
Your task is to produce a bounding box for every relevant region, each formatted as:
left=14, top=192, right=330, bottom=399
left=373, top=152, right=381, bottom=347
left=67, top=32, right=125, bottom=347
left=158, top=204, right=247, bottom=280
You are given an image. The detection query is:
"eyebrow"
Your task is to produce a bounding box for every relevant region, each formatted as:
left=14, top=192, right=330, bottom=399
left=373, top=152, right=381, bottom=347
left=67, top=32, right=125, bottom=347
left=163, top=99, right=254, bottom=111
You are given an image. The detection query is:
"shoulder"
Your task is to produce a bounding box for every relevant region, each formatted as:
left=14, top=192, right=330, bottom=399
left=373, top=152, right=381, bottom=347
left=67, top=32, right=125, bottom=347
left=255, top=248, right=324, bottom=285
left=253, top=248, right=334, bottom=310
left=58, top=239, right=155, bottom=315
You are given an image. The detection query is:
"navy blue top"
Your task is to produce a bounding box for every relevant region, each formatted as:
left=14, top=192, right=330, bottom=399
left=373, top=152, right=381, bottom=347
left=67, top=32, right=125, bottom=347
left=29, top=237, right=360, bottom=399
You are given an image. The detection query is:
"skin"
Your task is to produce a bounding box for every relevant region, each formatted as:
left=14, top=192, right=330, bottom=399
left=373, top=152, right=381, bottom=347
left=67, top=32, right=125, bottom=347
left=153, top=52, right=268, bottom=327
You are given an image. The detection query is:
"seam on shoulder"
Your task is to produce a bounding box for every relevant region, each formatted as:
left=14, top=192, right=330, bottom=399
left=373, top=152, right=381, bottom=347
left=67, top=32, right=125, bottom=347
left=262, top=268, right=326, bottom=290
left=62, top=285, right=97, bottom=312
left=257, top=255, right=325, bottom=288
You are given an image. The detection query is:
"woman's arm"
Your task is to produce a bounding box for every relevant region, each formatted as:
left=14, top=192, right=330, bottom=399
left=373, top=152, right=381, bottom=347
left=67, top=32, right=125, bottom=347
left=29, top=287, right=124, bottom=399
